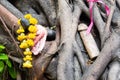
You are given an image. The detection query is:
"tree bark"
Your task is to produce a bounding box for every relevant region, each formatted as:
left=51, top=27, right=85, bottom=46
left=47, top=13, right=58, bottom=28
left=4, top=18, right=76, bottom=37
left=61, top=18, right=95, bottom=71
left=57, top=0, right=82, bottom=80
left=81, top=32, right=120, bottom=80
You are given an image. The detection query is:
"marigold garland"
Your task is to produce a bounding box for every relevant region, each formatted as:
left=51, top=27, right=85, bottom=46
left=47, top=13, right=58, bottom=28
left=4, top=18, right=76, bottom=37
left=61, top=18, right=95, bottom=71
left=16, top=14, right=38, bottom=68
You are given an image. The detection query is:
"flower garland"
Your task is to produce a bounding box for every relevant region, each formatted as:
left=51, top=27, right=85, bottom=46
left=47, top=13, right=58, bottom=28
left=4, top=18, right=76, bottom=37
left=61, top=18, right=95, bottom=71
left=16, top=14, right=38, bottom=68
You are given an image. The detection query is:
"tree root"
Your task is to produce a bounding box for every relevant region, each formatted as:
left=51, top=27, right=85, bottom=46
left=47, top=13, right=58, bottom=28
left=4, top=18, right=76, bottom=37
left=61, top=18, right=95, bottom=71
left=0, top=34, right=21, bottom=57
left=73, top=40, right=86, bottom=73
left=74, top=57, right=82, bottom=80
left=0, top=0, right=23, bottom=18
left=108, top=61, right=120, bottom=80
left=1, top=0, right=120, bottom=80
left=35, top=0, right=57, bottom=26
left=81, top=32, right=120, bottom=80
left=0, top=4, right=19, bottom=31
left=57, top=0, right=82, bottom=80
left=0, top=17, right=23, bottom=57
left=14, top=0, right=48, bottom=26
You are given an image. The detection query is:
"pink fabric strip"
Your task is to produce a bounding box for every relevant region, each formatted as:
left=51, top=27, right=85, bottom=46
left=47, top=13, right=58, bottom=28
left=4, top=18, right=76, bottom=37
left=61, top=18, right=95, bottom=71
left=86, top=2, right=94, bottom=34
left=87, top=0, right=110, bottom=34
left=31, top=25, right=47, bottom=55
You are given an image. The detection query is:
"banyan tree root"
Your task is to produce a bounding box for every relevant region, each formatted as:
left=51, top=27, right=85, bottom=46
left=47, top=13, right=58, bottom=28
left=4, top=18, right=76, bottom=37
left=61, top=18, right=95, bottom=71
left=0, top=0, right=120, bottom=80
left=0, top=0, right=23, bottom=18
left=57, top=0, right=87, bottom=80
left=0, top=35, right=19, bottom=57
left=0, top=4, right=19, bottom=31
left=13, top=0, right=48, bottom=26
left=0, top=0, right=49, bottom=26
left=81, top=32, right=120, bottom=80
left=108, top=61, right=120, bottom=80
left=80, top=0, right=120, bottom=80
left=34, top=0, right=57, bottom=26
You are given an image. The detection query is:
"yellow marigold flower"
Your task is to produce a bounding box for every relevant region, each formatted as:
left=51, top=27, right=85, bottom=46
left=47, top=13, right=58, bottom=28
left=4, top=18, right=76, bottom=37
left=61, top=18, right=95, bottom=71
left=16, top=26, right=25, bottom=34
left=23, top=60, right=32, bottom=68
left=17, top=33, right=26, bottom=41
left=24, top=48, right=32, bottom=55
left=26, top=39, right=34, bottom=47
left=28, top=25, right=37, bottom=33
left=29, top=18, right=38, bottom=25
left=23, top=55, right=32, bottom=61
left=19, top=40, right=28, bottom=49
left=24, top=14, right=32, bottom=19
left=17, top=19, right=21, bottom=25
left=27, top=33, right=36, bottom=39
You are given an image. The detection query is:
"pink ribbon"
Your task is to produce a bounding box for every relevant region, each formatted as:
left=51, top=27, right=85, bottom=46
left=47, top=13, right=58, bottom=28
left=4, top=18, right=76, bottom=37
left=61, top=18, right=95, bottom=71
left=86, top=0, right=110, bottom=34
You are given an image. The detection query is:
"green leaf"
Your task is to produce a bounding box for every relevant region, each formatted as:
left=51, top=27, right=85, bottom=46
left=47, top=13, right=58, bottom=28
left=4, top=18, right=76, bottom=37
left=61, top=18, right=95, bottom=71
left=8, top=67, right=17, bottom=79
left=0, top=61, right=4, bottom=73
left=0, top=45, right=5, bottom=49
left=6, top=60, right=12, bottom=68
left=0, top=53, right=8, bottom=60
left=0, top=45, right=5, bottom=52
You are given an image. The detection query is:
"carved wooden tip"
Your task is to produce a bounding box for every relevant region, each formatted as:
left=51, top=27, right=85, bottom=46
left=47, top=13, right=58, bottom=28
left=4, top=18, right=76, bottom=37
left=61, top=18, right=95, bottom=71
left=78, top=23, right=88, bottom=31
